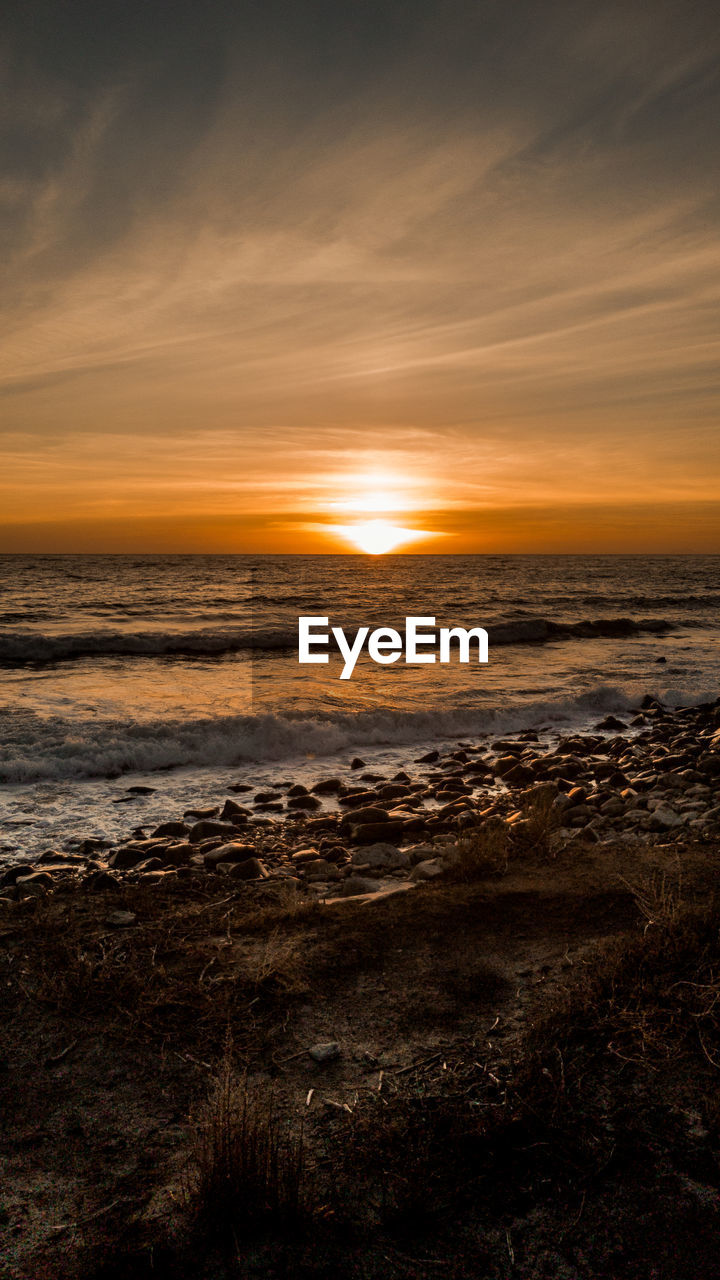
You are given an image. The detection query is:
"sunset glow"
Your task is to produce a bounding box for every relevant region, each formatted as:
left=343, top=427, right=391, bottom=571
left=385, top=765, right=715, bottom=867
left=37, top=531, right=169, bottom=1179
left=1, top=2, right=718, bottom=553
left=341, top=520, right=426, bottom=555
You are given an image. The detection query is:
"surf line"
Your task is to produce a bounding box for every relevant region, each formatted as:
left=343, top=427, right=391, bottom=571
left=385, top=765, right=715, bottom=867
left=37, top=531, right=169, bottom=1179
left=298, top=616, right=489, bottom=681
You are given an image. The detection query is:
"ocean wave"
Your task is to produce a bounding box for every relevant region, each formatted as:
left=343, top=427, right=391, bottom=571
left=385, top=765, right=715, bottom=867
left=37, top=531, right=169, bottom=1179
left=0, top=616, right=683, bottom=667
left=0, top=683, right=702, bottom=783
left=0, top=628, right=293, bottom=665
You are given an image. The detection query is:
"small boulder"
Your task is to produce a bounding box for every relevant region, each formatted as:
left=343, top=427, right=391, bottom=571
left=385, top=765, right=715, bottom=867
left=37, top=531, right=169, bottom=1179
left=351, top=843, right=411, bottom=870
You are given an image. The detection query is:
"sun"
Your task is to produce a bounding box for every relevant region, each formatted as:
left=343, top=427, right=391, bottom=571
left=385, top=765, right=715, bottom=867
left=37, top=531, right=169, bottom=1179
left=350, top=519, right=412, bottom=554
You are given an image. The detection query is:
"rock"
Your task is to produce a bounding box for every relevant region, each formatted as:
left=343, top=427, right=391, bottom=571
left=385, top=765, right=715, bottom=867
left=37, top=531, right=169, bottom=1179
left=203, top=842, right=257, bottom=867
left=351, top=843, right=411, bottom=870
left=287, top=794, right=321, bottom=810
left=308, top=1041, right=341, bottom=1063
left=86, top=870, right=118, bottom=892
left=302, top=859, right=341, bottom=882
left=37, top=849, right=84, bottom=865
left=410, top=858, right=444, bottom=881
left=109, top=846, right=152, bottom=870
left=151, top=821, right=189, bottom=838
left=339, top=875, right=382, bottom=896
left=157, top=844, right=193, bottom=867
left=15, top=871, right=54, bottom=893
left=291, top=847, right=321, bottom=863
left=595, top=715, right=627, bottom=731
left=220, top=799, right=251, bottom=820
left=127, top=785, right=156, bottom=794
left=350, top=758, right=366, bottom=770
left=342, top=806, right=390, bottom=826
left=137, top=857, right=165, bottom=873
left=416, top=750, right=440, bottom=763
left=227, top=783, right=253, bottom=793
left=339, top=790, right=380, bottom=808
left=225, top=858, right=268, bottom=881
left=311, top=778, right=343, bottom=794
left=287, top=784, right=309, bottom=796
left=378, top=783, right=411, bottom=800
left=253, top=792, right=282, bottom=804
left=105, top=910, right=137, bottom=927
left=184, top=806, right=219, bottom=819
left=0, top=863, right=36, bottom=886
left=648, top=807, right=685, bottom=831
left=188, top=820, right=238, bottom=843
left=407, top=843, right=436, bottom=864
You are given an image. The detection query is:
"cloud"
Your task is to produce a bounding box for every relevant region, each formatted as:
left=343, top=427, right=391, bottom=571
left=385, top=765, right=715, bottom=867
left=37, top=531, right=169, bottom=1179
left=0, top=0, right=719, bottom=546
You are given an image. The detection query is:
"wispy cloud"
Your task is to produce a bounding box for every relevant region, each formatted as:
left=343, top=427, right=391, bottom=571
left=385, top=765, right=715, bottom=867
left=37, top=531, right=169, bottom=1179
left=1, top=0, right=719, bottom=547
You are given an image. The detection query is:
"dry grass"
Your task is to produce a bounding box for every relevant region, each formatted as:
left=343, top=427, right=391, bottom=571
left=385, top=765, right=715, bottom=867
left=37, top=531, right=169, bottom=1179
left=183, top=1052, right=306, bottom=1241
left=330, top=899, right=720, bottom=1231
left=619, top=862, right=685, bottom=931
left=513, top=785, right=562, bottom=857
left=446, top=817, right=511, bottom=881
left=1, top=880, right=312, bottom=1051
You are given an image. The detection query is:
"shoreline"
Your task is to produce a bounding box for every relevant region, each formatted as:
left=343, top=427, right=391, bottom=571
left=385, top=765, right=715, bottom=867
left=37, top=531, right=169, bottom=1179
left=3, top=693, right=719, bottom=900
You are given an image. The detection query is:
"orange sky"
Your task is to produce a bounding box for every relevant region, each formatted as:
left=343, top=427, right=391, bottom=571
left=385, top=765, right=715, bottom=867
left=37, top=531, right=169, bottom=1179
left=1, top=0, right=719, bottom=553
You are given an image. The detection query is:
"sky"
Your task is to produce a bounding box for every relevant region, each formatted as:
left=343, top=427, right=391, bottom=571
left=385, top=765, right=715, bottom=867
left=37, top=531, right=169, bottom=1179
left=1, top=0, right=719, bottom=552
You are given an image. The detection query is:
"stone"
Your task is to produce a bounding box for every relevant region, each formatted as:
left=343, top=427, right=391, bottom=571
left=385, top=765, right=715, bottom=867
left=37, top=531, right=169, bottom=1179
left=410, top=858, right=444, bottom=881
left=109, top=846, right=152, bottom=870
left=311, top=778, right=343, bottom=794
left=188, top=820, right=238, bottom=843
left=151, top=821, right=189, bottom=838
left=308, top=1041, right=341, bottom=1063
left=649, top=807, right=685, bottom=830
left=220, top=799, right=251, bottom=820
left=106, top=910, right=137, bottom=927
left=342, top=806, right=390, bottom=826
left=15, top=871, right=53, bottom=893
left=350, top=758, right=366, bottom=769
left=339, top=875, right=382, bottom=896
left=225, top=858, right=268, bottom=881
left=86, top=870, right=118, bottom=892
left=203, top=842, right=256, bottom=867
left=302, top=859, right=341, bottom=882
left=351, top=843, right=411, bottom=870
left=287, top=794, right=321, bottom=810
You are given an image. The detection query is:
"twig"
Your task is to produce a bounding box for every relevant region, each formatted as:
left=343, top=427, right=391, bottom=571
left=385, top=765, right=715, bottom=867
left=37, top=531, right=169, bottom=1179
left=276, top=1047, right=308, bottom=1064
left=49, top=1197, right=126, bottom=1232
left=392, top=1052, right=443, bottom=1077
left=43, top=1039, right=78, bottom=1068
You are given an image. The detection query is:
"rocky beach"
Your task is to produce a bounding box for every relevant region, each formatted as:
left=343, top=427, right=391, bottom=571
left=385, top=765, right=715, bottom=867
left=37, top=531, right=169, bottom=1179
left=4, top=694, right=719, bottom=902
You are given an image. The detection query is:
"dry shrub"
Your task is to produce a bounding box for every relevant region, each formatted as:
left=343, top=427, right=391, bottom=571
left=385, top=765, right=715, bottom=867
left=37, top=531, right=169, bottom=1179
left=244, top=929, right=308, bottom=995
left=513, top=785, right=562, bottom=857
left=619, top=863, right=684, bottom=931
left=446, top=817, right=511, bottom=881
left=184, top=1055, right=305, bottom=1239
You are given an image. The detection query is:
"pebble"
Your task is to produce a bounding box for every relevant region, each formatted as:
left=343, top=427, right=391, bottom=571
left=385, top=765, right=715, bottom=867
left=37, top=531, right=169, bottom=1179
left=308, top=1041, right=341, bottom=1063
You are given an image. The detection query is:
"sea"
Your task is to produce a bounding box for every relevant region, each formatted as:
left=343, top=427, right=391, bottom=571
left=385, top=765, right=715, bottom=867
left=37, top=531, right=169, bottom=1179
left=0, top=554, right=717, bottom=861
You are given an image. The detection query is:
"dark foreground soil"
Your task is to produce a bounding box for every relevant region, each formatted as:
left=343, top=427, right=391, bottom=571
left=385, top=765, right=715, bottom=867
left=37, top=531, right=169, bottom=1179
left=1, top=835, right=720, bottom=1279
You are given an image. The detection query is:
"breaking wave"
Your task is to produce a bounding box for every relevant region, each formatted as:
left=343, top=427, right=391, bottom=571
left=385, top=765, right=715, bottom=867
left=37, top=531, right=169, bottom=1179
left=0, top=616, right=681, bottom=667
left=0, top=683, right=707, bottom=784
